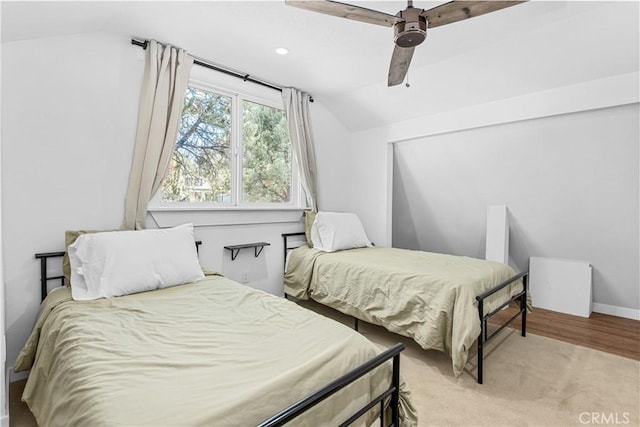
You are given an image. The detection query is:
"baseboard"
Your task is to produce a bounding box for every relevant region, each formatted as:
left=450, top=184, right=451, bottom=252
left=592, top=303, right=640, bottom=321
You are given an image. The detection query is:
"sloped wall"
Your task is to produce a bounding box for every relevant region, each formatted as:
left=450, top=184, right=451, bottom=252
left=392, top=104, right=639, bottom=313
left=346, top=73, right=639, bottom=317
left=2, top=32, right=140, bottom=375
left=1, top=32, right=351, bottom=374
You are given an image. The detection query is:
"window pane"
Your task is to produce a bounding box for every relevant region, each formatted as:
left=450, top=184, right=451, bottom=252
left=242, top=100, right=291, bottom=203
left=162, top=86, right=232, bottom=203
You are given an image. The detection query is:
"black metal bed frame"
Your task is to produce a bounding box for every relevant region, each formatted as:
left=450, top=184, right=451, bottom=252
left=34, top=240, right=405, bottom=427
left=282, top=232, right=529, bottom=385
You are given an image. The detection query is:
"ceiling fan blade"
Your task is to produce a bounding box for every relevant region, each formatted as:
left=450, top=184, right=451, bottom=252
left=421, top=1, right=526, bottom=28
left=388, top=45, right=415, bottom=87
left=285, top=0, right=403, bottom=27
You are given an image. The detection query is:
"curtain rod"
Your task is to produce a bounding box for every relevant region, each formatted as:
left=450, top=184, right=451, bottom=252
left=131, top=38, right=313, bottom=102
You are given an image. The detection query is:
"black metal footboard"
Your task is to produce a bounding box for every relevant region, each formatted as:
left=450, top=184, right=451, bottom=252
left=475, top=270, right=528, bottom=384
left=258, top=343, right=405, bottom=427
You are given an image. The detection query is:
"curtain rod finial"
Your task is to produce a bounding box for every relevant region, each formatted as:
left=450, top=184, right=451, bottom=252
left=131, top=38, right=148, bottom=49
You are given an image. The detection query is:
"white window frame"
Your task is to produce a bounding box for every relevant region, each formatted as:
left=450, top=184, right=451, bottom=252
left=148, top=78, right=305, bottom=212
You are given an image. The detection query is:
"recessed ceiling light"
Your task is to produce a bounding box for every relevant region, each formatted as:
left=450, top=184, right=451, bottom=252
left=275, top=47, right=289, bottom=55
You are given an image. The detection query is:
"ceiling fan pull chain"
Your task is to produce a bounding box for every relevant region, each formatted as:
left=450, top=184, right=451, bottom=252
left=405, top=70, right=410, bottom=88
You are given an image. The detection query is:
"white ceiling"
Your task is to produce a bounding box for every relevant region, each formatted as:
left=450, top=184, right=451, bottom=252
left=2, top=1, right=638, bottom=131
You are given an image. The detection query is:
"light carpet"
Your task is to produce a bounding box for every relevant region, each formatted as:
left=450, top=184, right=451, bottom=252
left=302, top=300, right=640, bottom=427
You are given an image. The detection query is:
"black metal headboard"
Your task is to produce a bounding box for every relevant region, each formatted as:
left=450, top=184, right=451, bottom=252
left=281, top=232, right=306, bottom=270
left=34, top=251, right=66, bottom=302
left=34, top=241, right=203, bottom=302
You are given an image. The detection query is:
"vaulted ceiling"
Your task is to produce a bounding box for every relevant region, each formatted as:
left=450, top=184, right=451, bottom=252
left=2, top=1, right=638, bottom=131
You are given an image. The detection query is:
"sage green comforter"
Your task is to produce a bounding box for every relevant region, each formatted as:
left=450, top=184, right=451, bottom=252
left=284, top=246, right=525, bottom=377
left=16, top=274, right=417, bottom=426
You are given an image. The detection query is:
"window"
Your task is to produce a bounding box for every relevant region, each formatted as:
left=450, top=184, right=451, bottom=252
left=159, top=82, right=300, bottom=208
left=242, top=100, right=292, bottom=204
left=163, top=87, right=232, bottom=204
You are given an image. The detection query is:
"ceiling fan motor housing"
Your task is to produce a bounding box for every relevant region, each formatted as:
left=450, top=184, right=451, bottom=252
left=394, top=7, right=427, bottom=48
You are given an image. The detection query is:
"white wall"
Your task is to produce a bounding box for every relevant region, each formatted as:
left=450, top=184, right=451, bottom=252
left=310, top=99, right=353, bottom=212
left=0, top=169, right=6, bottom=427
left=343, top=128, right=392, bottom=247
left=1, top=32, right=350, bottom=374
left=393, top=104, right=639, bottom=312
left=0, top=22, right=7, bottom=422
left=2, top=31, right=141, bottom=379
left=0, top=136, right=6, bottom=427
left=347, top=73, right=640, bottom=316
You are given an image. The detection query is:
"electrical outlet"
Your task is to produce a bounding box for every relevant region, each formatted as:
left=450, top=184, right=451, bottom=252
left=241, top=271, right=249, bottom=284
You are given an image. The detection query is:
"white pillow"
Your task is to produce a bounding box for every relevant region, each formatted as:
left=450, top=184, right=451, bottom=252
left=312, top=212, right=371, bottom=252
left=310, top=218, right=324, bottom=249
left=68, top=223, right=204, bottom=300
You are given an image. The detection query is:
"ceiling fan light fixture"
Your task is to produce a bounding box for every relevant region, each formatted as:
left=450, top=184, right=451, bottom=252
left=394, top=8, right=427, bottom=48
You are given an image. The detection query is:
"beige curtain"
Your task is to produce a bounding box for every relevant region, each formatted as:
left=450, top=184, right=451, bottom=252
left=282, top=88, right=318, bottom=212
left=122, top=40, right=194, bottom=229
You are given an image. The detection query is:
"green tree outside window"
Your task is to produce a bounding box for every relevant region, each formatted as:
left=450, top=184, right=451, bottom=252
left=162, top=86, right=292, bottom=205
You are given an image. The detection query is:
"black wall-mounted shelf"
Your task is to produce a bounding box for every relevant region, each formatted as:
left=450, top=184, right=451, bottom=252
left=224, top=242, right=271, bottom=261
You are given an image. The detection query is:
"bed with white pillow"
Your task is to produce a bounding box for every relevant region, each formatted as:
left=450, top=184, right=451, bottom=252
left=18, top=224, right=418, bottom=427
left=284, top=212, right=530, bottom=384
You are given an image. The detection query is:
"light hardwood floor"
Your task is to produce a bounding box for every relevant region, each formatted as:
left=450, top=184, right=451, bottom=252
left=491, top=304, right=640, bottom=360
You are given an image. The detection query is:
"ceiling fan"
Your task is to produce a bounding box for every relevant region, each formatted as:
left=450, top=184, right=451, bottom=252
left=285, top=0, right=526, bottom=86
